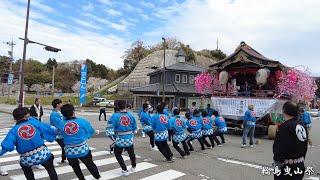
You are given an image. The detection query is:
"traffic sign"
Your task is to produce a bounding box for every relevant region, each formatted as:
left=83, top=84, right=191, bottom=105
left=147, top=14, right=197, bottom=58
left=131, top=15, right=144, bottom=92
left=8, top=73, right=14, bottom=85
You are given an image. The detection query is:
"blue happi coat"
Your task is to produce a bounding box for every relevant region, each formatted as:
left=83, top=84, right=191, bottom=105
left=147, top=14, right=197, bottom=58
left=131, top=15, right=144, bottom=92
left=302, top=111, right=312, bottom=128
left=50, top=109, right=65, bottom=139
left=186, top=116, right=202, bottom=139
left=0, top=117, right=57, bottom=167
left=106, top=112, right=117, bottom=137
left=112, top=111, right=137, bottom=148
left=243, top=110, right=257, bottom=127
left=201, top=116, right=214, bottom=135
left=140, top=111, right=152, bottom=132
left=189, top=106, right=199, bottom=116
left=59, top=117, right=95, bottom=158
left=214, top=116, right=228, bottom=134
left=169, top=116, right=187, bottom=143
left=151, top=113, right=170, bottom=141
left=204, top=107, right=215, bottom=117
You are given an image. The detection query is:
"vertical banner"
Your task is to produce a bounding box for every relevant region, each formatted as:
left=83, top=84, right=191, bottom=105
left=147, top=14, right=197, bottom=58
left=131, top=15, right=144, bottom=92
left=79, top=64, right=87, bottom=104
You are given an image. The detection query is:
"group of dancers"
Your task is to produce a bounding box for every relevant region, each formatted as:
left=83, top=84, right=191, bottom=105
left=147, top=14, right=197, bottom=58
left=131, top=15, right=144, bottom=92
left=106, top=100, right=228, bottom=167
left=0, top=98, right=228, bottom=179
left=0, top=99, right=101, bottom=179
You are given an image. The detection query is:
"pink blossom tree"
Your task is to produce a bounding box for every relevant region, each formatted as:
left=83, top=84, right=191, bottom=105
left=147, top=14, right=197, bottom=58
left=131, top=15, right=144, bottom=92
left=276, top=68, right=317, bottom=102
left=194, top=72, right=220, bottom=95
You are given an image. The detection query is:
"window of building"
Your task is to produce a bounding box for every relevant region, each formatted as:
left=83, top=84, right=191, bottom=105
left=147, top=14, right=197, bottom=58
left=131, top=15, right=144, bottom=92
left=175, top=74, right=180, bottom=83
left=189, top=75, right=194, bottom=84
left=182, top=74, right=187, bottom=83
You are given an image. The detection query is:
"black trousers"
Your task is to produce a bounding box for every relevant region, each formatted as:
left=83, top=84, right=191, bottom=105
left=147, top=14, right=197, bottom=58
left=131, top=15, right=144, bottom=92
left=173, top=140, right=190, bottom=157
left=214, top=131, right=225, bottom=143
left=186, top=137, right=205, bottom=150
left=99, top=109, right=106, bottom=121
left=67, top=150, right=100, bottom=180
left=20, top=154, right=58, bottom=180
left=274, top=164, right=305, bottom=180
left=145, top=131, right=155, bottom=148
left=155, top=140, right=173, bottom=160
left=114, top=145, right=136, bottom=171
left=168, top=129, right=174, bottom=141
left=56, top=138, right=66, bottom=161
left=109, top=135, right=116, bottom=151
left=203, top=134, right=221, bottom=147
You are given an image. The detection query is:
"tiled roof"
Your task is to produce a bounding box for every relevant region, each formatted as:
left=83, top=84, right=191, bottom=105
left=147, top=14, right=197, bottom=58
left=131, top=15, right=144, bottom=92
left=210, top=42, right=282, bottom=68
left=148, top=62, right=207, bottom=76
left=175, top=48, right=186, bottom=57
left=130, top=82, right=211, bottom=95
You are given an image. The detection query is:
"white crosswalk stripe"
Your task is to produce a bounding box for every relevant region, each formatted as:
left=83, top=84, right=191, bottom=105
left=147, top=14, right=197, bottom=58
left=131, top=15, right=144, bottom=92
left=0, top=128, right=186, bottom=180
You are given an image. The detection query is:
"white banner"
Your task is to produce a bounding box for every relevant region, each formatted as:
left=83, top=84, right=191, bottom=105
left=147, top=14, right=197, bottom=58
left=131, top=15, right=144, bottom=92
left=211, top=97, right=278, bottom=117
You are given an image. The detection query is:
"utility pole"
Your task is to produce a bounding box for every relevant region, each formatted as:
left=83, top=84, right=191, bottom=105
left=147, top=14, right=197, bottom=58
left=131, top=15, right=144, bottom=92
left=3, top=39, right=16, bottom=99
left=216, top=38, right=219, bottom=50
left=51, top=66, right=55, bottom=98
left=19, top=0, right=31, bottom=108
left=162, top=37, right=166, bottom=102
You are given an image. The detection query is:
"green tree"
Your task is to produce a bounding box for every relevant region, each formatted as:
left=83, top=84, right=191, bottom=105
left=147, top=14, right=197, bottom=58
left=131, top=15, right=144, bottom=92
left=46, top=58, right=58, bottom=71
left=0, top=56, right=11, bottom=73
left=210, top=49, right=227, bottom=61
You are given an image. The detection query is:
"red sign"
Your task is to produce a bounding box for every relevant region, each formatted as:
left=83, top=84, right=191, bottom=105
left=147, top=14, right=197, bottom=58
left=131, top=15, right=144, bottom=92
left=176, top=119, right=183, bottom=127
left=120, top=116, right=131, bottom=126
left=159, top=115, right=168, bottom=124
left=64, top=122, right=79, bottom=135
left=18, top=124, right=36, bottom=140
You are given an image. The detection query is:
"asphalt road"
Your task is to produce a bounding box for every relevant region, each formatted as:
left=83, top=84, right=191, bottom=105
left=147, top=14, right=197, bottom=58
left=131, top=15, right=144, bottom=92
left=0, top=105, right=319, bottom=180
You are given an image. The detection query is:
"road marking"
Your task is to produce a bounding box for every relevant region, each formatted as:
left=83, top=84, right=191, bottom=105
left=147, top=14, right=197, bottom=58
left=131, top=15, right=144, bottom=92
left=10, top=151, right=115, bottom=180
left=74, top=162, right=157, bottom=180
left=217, top=157, right=263, bottom=169
left=307, top=177, right=320, bottom=180
left=140, top=170, right=185, bottom=180
left=2, top=151, right=107, bottom=172
left=0, top=147, right=96, bottom=163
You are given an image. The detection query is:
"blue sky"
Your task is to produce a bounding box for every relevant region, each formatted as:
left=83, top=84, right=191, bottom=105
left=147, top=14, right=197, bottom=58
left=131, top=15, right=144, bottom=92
left=0, top=0, right=319, bottom=75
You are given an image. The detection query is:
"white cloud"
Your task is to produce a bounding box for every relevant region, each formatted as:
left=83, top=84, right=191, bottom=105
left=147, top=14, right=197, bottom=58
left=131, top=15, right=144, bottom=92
left=69, top=17, right=102, bottom=30
left=82, top=3, right=94, bottom=12
left=119, top=2, right=143, bottom=13
left=146, top=0, right=320, bottom=75
left=0, top=1, right=129, bottom=70
left=81, top=13, right=129, bottom=32
left=141, top=14, right=151, bottom=21
left=96, top=0, right=112, bottom=6
left=140, top=1, right=155, bottom=8
left=106, top=9, right=122, bottom=16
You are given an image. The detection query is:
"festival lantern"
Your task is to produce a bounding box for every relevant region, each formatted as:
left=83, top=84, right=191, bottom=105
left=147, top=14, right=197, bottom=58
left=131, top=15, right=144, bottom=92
left=256, top=68, right=270, bottom=86
left=219, top=71, right=229, bottom=85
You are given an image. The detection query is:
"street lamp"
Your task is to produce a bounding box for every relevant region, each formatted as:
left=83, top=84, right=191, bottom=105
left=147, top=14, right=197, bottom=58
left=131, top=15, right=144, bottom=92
left=162, top=37, right=166, bottom=102
left=18, top=0, right=61, bottom=107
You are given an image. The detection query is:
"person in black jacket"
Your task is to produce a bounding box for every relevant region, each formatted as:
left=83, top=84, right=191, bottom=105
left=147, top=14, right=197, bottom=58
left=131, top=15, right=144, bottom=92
left=29, top=98, right=44, bottom=121
left=273, top=101, right=308, bottom=180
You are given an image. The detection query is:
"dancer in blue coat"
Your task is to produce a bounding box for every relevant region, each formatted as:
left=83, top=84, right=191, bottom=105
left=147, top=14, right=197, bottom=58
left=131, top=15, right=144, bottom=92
left=201, top=111, right=221, bottom=148
left=151, top=104, right=174, bottom=162
left=169, top=109, right=190, bottom=158
left=60, top=104, right=101, bottom=180
left=0, top=107, right=58, bottom=180
left=140, top=103, right=158, bottom=150
left=185, top=110, right=205, bottom=151
left=213, top=111, right=227, bottom=144
left=106, top=104, right=119, bottom=154
left=50, top=99, right=67, bottom=164
left=112, top=100, right=137, bottom=176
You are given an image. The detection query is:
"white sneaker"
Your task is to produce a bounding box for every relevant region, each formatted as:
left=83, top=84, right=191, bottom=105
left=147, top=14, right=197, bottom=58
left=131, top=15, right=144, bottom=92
left=241, top=144, right=246, bottom=148
left=0, top=167, right=8, bottom=176
left=250, top=145, right=254, bottom=148
left=122, top=170, right=129, bottom=176
left=130, top=166, right=136, bottom=172
left=218, top=144, right=223, bottom=147
left=153, top=146, right=159, bottom=151
left=142, top=133, right=146, bottom=138
left=310, top=145, right=315, bottom=148
left=35, top=165, right=45, bottom=170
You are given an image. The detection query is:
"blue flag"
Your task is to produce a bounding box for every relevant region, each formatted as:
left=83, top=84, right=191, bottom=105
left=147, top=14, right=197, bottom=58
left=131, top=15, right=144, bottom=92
left=79, top=64, right=87, bottom=104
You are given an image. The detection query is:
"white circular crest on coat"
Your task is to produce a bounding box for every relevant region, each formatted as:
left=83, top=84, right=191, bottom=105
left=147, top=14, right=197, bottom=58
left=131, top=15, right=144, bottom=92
left=295, top=124, right=307, bottom=142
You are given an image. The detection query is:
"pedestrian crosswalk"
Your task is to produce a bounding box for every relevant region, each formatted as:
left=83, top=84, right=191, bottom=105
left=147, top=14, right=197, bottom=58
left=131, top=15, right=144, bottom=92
left=0, top=128, right=186, bottom=180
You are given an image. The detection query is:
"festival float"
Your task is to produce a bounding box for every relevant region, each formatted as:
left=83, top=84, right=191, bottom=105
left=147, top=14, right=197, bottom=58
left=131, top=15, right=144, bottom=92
left=195, top=42, right=317, bottom=139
